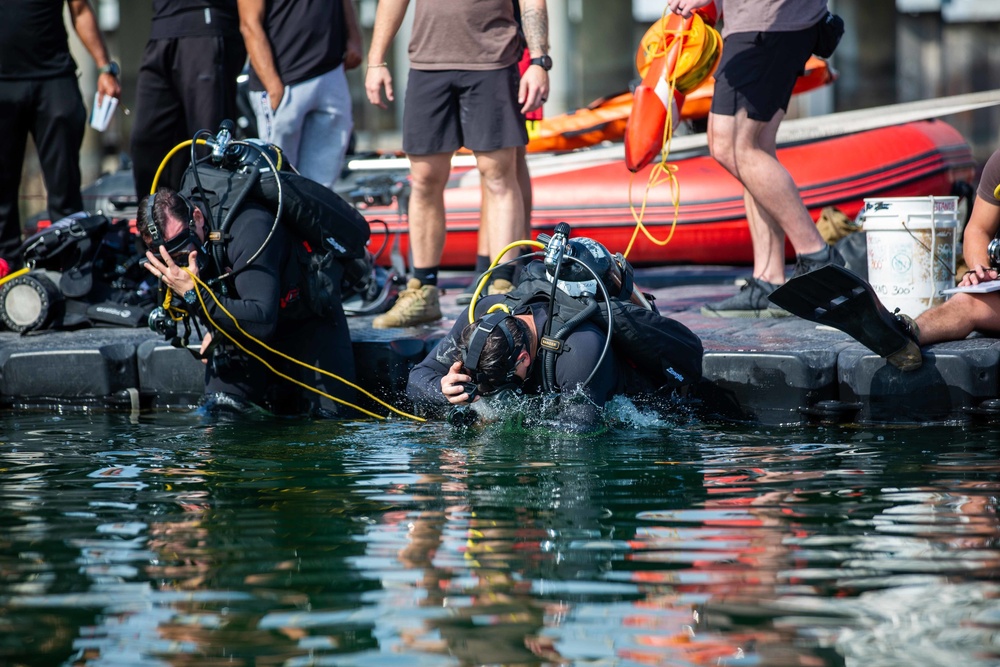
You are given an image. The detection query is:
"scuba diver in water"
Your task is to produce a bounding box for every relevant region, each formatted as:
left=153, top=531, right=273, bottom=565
left=139, top=180, right=359, bottom=418
left=407, top=224, right=704, bottom=429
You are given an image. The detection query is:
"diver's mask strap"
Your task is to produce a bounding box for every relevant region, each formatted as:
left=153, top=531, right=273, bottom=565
left=463, top=311, right=525, bottom=397
left=464, top=311, right=514, bottom=377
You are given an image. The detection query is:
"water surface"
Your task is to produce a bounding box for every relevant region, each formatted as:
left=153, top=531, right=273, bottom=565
left=1, top=409, right=997, bottom=666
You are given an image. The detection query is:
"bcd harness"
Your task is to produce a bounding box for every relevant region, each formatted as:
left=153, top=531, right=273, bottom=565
left=489, top=260, right=703, bottom=393
left=176, top=143, right=372, bottom=322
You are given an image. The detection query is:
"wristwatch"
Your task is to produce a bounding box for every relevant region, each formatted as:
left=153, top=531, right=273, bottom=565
left=99, top=61, right=120, bottom=77
left=183, top=288, right=198, bottom=305
left=529, top=55, right=552, bottom=71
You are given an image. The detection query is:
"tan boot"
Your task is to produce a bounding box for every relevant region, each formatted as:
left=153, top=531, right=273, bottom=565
left=487, top=278, right=514, bottom=296
left=372, top=278, right=442, bottom=328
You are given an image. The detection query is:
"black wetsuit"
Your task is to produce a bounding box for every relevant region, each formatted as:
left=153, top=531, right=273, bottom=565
left=0, top=0, right=87, bottom=259
left=407, top=294, right=627, bottom=425
left=131, top=0, right=246, bottom=198
left=195, top=201, right=356, bottom=416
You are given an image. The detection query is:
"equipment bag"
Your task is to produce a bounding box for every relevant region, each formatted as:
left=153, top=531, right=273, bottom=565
left=1, top=212, right=156, bottom=333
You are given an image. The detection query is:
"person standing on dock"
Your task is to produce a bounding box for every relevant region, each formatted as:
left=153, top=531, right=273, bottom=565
left=0, top=0, right=120, bottom=273
left=669, top=0, right=845, bottom=318
left=238, top=0, right=364, bottom=191
left=130, top=1, right=247, bottom=200
left=364, top=0, right=550, bottom=329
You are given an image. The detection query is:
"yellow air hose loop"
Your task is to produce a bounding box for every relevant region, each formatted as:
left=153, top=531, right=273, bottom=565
left=467, top=240, right=545, bottom=324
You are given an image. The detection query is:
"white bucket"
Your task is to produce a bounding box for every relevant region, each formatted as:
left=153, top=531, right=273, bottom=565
left=861, top=196, right=958, bottom=317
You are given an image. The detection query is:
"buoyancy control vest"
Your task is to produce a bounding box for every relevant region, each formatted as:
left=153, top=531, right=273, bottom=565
left=496, top=261, right=704, bottom=391
left=178, top=147, right=371, bottom=320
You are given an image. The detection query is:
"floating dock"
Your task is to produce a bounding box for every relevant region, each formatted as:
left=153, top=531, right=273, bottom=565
left=2, top=266, right=997, bottom=426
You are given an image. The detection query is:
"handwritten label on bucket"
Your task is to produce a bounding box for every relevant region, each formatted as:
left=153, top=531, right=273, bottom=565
left=861, top=196, right=958, bottom=317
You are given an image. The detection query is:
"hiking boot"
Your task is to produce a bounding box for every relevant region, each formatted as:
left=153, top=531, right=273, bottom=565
left=701, top=277, right=788, bottom=318
left=456, top=277, right=513, bottom=305
left=792, top=244, right=846, bottom=278
left=487, top=278, right=514, bottom=296
left=372, top=278, right=441, bottom=328
left=885, top=311, right=922, bottom=372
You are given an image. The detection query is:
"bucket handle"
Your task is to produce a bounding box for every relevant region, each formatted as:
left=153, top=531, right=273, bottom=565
left=900, top=196, right=956, bottom=308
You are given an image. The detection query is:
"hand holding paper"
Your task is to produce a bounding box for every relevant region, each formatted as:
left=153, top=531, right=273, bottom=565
left=89, top=92, right=118, bottom=132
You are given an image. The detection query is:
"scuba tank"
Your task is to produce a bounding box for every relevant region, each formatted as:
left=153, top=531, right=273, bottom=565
left=537, top=223, right=654, bottom=312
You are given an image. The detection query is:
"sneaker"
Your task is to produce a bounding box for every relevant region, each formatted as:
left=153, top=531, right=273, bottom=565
left=701, top=277, right=787, bottom=318
left=885, top=311, right=922, bottom=372
left=487, top=278, right=514, bottom=296
left=792, top=244, right=846, bottom=279
left=371, top=278, right=441, bottom=328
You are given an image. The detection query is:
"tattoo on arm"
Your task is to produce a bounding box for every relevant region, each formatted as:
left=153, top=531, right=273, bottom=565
left=521, top=6, right=550, bottom=55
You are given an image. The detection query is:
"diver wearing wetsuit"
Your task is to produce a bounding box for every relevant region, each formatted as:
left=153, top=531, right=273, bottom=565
left=139, top=188, right=356, bottom=417
left=407, top=266, right=704, bottom=426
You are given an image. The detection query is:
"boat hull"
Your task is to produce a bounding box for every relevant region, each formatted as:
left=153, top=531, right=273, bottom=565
left=356, top=119, right=976, bottom=268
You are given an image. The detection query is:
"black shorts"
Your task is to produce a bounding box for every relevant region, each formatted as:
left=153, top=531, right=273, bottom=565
left=710, top=27, right=817, bottom=122
left=403, top=64, right=528, bottom=155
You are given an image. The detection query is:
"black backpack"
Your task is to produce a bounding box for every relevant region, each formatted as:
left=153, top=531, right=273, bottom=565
left=179, top=151, right=372, bottom=320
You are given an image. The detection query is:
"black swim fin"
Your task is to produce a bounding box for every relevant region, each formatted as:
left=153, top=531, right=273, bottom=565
left=768, top=265, right=922, bottom=369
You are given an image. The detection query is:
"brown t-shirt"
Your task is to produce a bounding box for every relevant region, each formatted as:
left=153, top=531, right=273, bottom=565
left=977, top=148, right=1000, bottom=207
left=409, top=0, right=522, bottom=71
left=720, top=0, right=828, bottom=37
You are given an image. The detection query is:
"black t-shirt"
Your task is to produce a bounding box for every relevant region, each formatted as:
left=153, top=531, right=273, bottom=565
left=248, top=0, right=346, bottom=90
left=0, top=0, right=76, bottom=80
left=150, top=0, right=240, bottom=39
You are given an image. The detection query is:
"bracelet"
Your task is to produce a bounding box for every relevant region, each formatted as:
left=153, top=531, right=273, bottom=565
left=367, top=62, right=389, bottom=69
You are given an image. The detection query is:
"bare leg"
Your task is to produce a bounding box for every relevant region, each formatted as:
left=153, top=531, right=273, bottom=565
left=407, top=152, right=453, bottom=269
left=515, top=145, right=532, bottom=240
left=475, top=146, right=523, bottom=265
left=743, top=189, right=787, bottom=284
left=708, top=109, right=825, bottom=274
left=914, top=292, right=1000, bottom=345
left=476, top=145, right=532, bottom=258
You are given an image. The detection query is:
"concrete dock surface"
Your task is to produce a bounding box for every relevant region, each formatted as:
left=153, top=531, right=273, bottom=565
left=2, top=265, right=997, bottom=426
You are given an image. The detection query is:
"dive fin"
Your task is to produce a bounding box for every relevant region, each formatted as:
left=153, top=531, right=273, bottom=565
left=768, top=265, right=921, bottom=365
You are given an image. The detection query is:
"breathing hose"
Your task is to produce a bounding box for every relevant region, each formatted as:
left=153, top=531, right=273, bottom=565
left=543, top=297, right=598, bottom=392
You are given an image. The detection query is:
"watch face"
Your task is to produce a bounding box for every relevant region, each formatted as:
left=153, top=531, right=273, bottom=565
left=532, top=55, right=552, bottom=71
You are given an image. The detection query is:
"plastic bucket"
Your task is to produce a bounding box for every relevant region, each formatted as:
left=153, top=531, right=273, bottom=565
left=860, top=196, right=957, bottom=317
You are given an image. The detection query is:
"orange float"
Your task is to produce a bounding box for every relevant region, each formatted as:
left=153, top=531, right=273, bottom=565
left=624, top=10, right=722, bottom=172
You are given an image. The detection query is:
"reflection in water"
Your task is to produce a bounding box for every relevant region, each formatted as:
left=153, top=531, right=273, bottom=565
left=0, top=414, right=998, bottom=666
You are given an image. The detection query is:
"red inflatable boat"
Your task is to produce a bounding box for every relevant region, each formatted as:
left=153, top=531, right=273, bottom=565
left=351, top=118, right=976, bottom=268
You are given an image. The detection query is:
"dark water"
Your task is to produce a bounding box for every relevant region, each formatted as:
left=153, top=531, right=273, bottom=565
left=1, top=406, right=998, bottom=667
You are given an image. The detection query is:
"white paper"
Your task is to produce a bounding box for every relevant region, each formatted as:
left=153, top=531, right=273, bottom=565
left=89, top=92, right=118, bottom=132
left=940, top=281, right=1000, bottom=295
